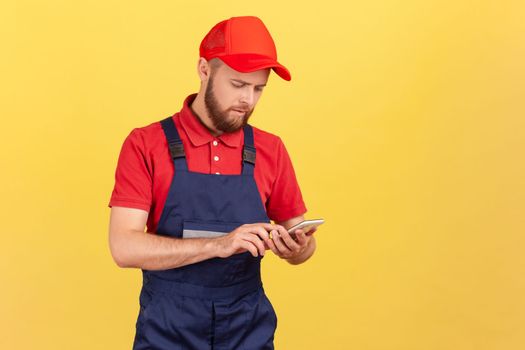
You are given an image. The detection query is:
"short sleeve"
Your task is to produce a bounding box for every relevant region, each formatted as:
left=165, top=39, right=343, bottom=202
left=266, top=137, right=307, bottom=222
left=108, top=128, right=152, bottom=212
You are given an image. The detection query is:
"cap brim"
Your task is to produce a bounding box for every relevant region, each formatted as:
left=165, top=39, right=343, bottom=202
left=216, top=54, right=291, bottom=81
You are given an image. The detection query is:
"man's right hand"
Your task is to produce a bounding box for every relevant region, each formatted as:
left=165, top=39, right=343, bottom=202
left=214, top=223, right=287, bottom=258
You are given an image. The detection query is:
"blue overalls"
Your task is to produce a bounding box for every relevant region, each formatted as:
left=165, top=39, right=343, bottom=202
left=132, top=116, right=277, bottom=350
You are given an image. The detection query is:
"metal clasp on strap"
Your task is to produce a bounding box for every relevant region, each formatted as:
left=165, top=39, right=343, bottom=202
left=168, top=141, right=185, bottom=159
left=243, top=145, right=256, bottom=165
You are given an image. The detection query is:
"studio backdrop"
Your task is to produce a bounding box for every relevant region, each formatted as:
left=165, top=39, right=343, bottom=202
left=1, top=1, right=524, bottom=349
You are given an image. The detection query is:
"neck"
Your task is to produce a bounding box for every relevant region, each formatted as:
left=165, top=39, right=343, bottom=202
left=190, top=93, right=222, bottom=137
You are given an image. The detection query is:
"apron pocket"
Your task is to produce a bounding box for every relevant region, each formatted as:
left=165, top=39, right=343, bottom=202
left=180, top=220, right=262, bottom=286
left=182, top=220, right=243, bottom=239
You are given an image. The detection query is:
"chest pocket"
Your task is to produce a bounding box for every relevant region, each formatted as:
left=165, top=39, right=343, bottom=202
left=182, top=220, right=243, bottom=239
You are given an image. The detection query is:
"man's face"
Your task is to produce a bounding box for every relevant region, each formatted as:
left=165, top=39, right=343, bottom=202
left=204, top=60, right=270, bottom=133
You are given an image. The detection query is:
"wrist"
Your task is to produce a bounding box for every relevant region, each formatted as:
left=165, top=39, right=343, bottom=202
left=205, top=237, right=223, bottom=259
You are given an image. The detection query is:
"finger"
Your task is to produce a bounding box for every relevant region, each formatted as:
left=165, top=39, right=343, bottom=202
left=241, top=223, right=273, bottom=241
left=250, top=226, right=271, bottom=244
left=294, top=229, right=308, bottom=246
left=246, top=222, right=280, bottom=232
left=305, top=227, right=318, bottom=236
left=271, top=229, right=292, bottom=255
left=266, top=235, right=280, bottom=256
left=239, top=240, right=259, bottom=257
left=242, top=232, right=266, bottom=256
left=290, top=229, right=306, bottom=244
left=276, top=225, right=301, bottom=252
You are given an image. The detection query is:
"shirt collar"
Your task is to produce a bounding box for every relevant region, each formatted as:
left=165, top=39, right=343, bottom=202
left=179, top=93, right=243, bottom=148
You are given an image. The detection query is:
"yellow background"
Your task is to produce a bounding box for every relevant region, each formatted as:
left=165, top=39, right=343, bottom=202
left=1, top=0, right=524, bottom=349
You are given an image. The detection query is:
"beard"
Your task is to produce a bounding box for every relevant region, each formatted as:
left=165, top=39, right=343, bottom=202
left=204, top=73, right=254, bottom=133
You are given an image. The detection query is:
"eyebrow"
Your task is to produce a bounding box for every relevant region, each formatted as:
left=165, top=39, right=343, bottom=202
left=231, top=79, right=267, bottom=88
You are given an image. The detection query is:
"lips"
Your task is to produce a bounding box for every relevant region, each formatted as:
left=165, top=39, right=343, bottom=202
left=232, top=106, right=249, bottom=112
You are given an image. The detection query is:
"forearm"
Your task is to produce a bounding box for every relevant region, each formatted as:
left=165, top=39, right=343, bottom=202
left=110, top=230, right=219, bottom=270
left=286, top=236, right=317, bottom=265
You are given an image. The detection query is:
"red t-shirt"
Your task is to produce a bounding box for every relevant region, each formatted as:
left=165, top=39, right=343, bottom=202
left=108, top=93, right=307, bottom=233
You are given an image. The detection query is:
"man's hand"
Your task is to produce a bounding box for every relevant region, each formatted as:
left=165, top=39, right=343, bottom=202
left=266, top=226, right=316, bottom=262
left=214, top=223, right=281, bottom=258
left=270, top=215, right=317, bottom=264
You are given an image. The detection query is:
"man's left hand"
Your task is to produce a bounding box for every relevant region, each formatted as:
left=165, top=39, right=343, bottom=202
left=266, top=225, right=317, bottom=261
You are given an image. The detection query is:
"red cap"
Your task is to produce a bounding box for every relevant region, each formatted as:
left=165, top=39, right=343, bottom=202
left=199, top=16, right=291, bottom=81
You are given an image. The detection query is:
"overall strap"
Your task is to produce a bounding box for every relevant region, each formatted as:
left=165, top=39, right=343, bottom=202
left=160, top=116, right=188, bottom=172
left=242, top=125, right=256, bottom=175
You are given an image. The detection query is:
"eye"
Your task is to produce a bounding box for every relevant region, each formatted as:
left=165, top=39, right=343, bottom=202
left=255, top=86, right=264, bottom=92
left=232, top=82, right=244, bottom=88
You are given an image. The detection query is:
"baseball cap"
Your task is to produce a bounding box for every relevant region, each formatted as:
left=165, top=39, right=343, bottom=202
left=199, top=16, right=291, bottom=81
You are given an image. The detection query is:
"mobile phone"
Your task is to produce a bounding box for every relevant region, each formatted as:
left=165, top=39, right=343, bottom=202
left=287, top=219, right=324, bottom=236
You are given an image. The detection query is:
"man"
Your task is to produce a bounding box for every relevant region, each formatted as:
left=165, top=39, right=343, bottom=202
left=108, top=16, right=317, bottom=349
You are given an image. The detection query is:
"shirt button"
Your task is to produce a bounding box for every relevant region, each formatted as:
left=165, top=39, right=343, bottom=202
left=212, top=140, right=218, bottom=146
left=214, top=156, right=219, bottom=162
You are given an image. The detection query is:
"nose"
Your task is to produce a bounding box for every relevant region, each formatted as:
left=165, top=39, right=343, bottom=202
left=239, top=87, right=255, bottom=107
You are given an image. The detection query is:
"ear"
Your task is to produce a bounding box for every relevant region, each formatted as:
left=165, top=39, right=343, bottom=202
left=197, top=57, right=211, bottom=83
